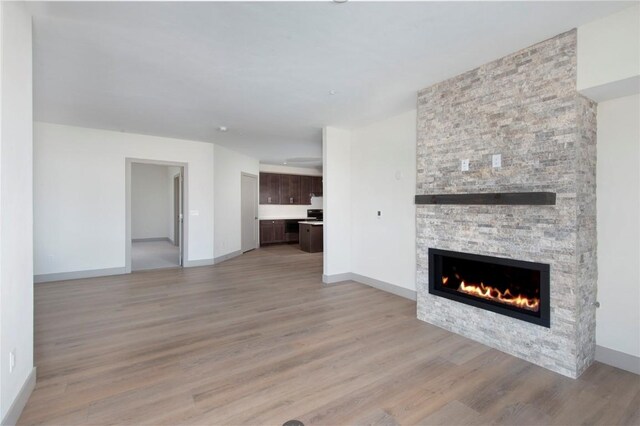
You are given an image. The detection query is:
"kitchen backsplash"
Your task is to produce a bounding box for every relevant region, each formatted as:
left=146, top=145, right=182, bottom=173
left=259, top=196, right=323, bottom=219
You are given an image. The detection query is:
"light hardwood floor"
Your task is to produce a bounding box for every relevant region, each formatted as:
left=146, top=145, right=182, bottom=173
left=20, top=244, right=640, bottom=425
left=131, top=240, right=180, bottom=271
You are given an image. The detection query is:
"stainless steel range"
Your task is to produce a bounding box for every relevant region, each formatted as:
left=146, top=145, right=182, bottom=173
left=307, top=209, right=323, bottom=221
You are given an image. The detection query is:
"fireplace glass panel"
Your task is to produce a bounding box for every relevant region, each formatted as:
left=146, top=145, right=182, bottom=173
left=429, top=249, right=550, bottom=327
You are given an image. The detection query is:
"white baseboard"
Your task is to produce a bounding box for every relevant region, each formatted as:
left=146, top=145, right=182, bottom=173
left=322, top=272, right=352, bottom=285
left=35, top=252, right=237, bottom=282
left=322, top=272, right=416, bottom=301
left=1, top=367, right=36, bottom=426
left=351, top=273, right=417, bottom=301
left=34, top=267, right=127, bottom=283
left=214, top=250, right=242, bottom=265
left=132, top=237, right=172, bottom=243
left=183, top=258, right=215, bottom=267
left=595, top=345, right=640, bottom=375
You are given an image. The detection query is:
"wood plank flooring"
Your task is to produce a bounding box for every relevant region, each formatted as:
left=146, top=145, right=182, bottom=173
left=19, top=244, right=640, bottom=425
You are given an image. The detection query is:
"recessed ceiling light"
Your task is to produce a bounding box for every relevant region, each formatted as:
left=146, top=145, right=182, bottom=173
left=283, top=161, right=288, bottom=165
left=329, top=90, right=336, bottom=95
left=333, top=0, right=348, bottom=3
left=218, top=126, right=228, bottom=132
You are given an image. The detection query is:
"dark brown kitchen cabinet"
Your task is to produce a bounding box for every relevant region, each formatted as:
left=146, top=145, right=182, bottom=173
left=300, top=175, right=312, bottom=205
left=260, top=220, right=285, bottom=245
left=259, top=172, right=322, bottom=205
left=281, top=175, right=301, bottom=205
left=259, top=173, right=281, bottom=204
left=311, top=176, right=323, bottom=197
left=299, top=223, right=323, bottom=253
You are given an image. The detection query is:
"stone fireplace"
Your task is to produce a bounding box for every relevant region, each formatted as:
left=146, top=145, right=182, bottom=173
left=415, top=30, right=597, bottom=378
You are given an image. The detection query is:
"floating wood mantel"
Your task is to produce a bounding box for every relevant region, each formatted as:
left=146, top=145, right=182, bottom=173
left=414, top=192, right=556, bottom=206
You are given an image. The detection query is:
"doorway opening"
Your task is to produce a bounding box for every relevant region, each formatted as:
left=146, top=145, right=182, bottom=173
left=241, top=172, right=259, bottom=253
left=125, top=159, right=187, bottom=272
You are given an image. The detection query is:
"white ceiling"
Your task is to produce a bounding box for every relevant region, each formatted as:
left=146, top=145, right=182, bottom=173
left=30, top=1, right=631, bottom=166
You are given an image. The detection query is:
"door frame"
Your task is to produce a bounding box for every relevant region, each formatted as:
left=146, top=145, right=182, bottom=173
left=172, top=171, right=185, bottom=266
left=125, top=158, right=189, bottom=274
left=173, top=172, right=181, bottom=248
left=241, top=172, right=259, bottom=252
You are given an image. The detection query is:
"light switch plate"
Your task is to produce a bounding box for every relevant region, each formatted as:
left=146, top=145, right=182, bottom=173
left=492, top=154, right=502, bottom=168
left=189, top=210, right=200, bottom=216
left=461, top=159, right=469, bottom=172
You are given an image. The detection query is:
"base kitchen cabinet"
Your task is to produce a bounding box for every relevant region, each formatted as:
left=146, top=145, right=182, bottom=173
left=260, top=220, right=285, bottom=245
left=260, top=219, right=306, bottom=246
left=299, top=223, right=323, bottom=253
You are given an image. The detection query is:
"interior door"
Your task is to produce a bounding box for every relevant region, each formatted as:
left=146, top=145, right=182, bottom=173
left=241, top=174, right=258, bottom=252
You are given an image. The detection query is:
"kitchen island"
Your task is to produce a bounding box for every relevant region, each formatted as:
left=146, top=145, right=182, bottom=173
left=299, top=221, right=323, bottom=253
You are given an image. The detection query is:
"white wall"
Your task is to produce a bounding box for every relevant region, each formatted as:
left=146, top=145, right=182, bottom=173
left=34, top=122, right=215, bottom=275
left=260, top=164, right=322, bottom=176
left=0, top=1, right=34, bottom=422
left=578, top=4, right=640, bottom=101
left=213, top=144, right=259, bottom=258
left=596, top=93, right=640, bottom=359
left=131, top=163, right=172, bottom=240
left=577, top=6, right=640, bottom=368
left=258, top=163, right=323, bottom=220
left=322, top=127, right=352, bottom=278
left=350, top=110, right=416, bottom=291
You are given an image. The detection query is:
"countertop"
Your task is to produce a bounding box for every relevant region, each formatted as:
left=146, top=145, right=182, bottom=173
left=259, top=217, right=309, bottom=221
left=298, top=221, right=323, bottom=226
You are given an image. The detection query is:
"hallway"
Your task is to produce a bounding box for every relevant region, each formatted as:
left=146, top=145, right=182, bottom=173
left=132, top=240, right=180, bottom=271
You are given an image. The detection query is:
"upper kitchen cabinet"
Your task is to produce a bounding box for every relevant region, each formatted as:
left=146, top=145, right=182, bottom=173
left=300, top=175, right=312, bottom=205
left=259, top=172, right=322, bottom=205
left=281, top=174, right=301, bottom=205
left=311, top=176, right=323, bottom=197
left=259, top=173, right=281, bottom=204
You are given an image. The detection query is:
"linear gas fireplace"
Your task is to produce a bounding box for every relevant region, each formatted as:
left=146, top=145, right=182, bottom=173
left=429, top=249, right=550, bottom=327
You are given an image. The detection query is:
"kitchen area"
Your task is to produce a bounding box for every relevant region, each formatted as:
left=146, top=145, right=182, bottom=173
left=258, top=168, right=323, bottom=253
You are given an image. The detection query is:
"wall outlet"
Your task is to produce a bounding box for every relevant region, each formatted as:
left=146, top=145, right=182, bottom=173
left=9, top=349, right=15, bottom=373
left=461, top=159, right=469, bottom=172
left=492, top=154, right=502, bottom=168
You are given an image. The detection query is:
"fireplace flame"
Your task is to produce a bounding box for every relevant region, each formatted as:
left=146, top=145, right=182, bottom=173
left=443, top=277, right=539, bottom=312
